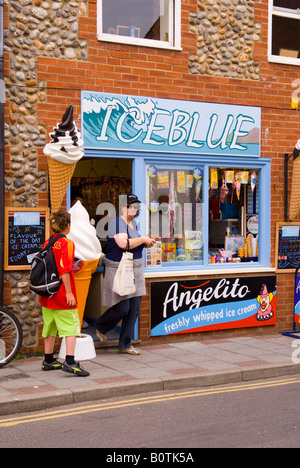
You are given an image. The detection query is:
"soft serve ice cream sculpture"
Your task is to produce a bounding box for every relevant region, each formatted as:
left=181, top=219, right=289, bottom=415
left=68, top=201, right=102, bottom=328
left=44, top=105, right=84, bottom=212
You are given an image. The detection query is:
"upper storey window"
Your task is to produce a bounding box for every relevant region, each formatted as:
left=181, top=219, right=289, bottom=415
left=269, top=0, right=300, bottom=65
left=97, top=0, right=181, bottom=50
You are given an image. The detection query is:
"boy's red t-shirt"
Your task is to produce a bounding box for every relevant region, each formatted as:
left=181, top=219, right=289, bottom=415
left=40, top=234, right=77, bottom=310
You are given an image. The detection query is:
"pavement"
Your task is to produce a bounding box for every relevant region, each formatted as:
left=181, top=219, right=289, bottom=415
left=0, top=332, right=300, bottom=416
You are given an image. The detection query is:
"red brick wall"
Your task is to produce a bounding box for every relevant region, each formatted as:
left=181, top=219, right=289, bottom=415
left=5, top=0, right=300, bottom=345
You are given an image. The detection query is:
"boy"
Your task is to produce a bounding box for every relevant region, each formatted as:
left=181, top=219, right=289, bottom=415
left=41, top=210, right=89, bottom=377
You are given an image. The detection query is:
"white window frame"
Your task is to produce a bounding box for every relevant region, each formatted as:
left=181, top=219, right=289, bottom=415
left=97, top=0, right=181, bottom=50
left=140, top=156, right=271, bottom=274
left=268, top=0, right=300, bottom=65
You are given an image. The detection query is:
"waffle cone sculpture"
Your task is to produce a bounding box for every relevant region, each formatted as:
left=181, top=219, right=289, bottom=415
left=44, top=105, right=84, bottom=212
left=73, top=258, right=100, bottom=328
left=289, top=143, right=300, bottom=220
left=48, top=158, right=77, bottom=212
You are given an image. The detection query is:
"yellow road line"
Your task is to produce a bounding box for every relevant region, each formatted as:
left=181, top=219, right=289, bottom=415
left=1, top=376, right=300, bottom=427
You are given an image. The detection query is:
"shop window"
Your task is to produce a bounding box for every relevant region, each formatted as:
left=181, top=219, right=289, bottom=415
left=145, top=163, right=260, bottom=268
left=209, top=167, right=259, bottom=264
left=146, top=165, right=204, bottom=267
left=97, top=0, right=181, bottom=49
left=269, top=0, right=300, bottom=65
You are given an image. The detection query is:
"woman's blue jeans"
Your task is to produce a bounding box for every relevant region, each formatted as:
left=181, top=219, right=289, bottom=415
left=95, top=296, right=142, bottom=350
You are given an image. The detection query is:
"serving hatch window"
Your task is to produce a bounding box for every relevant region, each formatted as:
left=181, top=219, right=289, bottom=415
left=145, top=165, right=204, bottom=267
left=97, top=0, right=181, bottom=49
left=209, top=167, right=259, bottom=264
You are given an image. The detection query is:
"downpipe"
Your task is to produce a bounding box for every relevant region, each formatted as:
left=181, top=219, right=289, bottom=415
left=0, top=0, right=4, bottom=305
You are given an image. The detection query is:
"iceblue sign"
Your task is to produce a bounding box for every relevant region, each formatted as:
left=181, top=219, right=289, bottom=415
left=81, top=91, right=261, bottom=157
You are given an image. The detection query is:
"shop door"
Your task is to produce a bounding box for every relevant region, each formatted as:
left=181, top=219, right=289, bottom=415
left=71, top=157, right=134, bottom=342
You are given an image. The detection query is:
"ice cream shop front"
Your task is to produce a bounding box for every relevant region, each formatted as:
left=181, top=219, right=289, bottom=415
left=72, top=90, right=277, bottom=343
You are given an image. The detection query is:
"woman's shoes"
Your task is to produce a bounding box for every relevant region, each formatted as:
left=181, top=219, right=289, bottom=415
left=118, top=345, right=141, bottom=355
left=96, top=330, right=107, bottom=343
left=96, top=331, right=140, bottom=355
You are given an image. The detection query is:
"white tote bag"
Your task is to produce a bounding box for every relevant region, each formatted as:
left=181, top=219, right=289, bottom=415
left=112, top=251, right=136, bottom=296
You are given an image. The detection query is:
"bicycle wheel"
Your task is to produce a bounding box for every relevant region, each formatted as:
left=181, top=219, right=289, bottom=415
left=0, top=307, right=23, bottom=368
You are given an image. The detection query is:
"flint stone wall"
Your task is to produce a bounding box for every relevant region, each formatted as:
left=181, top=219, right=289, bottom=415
left=189, top=0, right=261, bottom=79
left=3, top=0, right=88, bottom=347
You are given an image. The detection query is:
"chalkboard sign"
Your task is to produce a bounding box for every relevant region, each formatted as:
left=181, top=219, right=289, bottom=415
left=275, top=222, right=300, bottom=272
left=4, top=208, right=50, bottom=270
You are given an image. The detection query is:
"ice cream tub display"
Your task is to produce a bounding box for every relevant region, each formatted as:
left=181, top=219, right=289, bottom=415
left=59, top=333, right=96, bottom=361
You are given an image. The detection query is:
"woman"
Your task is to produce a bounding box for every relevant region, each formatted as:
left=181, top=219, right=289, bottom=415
left=95, top=194, right=155, bottom=355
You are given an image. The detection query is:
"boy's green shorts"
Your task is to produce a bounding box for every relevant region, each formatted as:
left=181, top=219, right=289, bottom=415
left=42, top=307, right=81, bottom=338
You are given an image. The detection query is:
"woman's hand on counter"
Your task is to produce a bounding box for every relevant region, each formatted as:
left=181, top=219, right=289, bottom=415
left=143, top=236, right=156, bottom=248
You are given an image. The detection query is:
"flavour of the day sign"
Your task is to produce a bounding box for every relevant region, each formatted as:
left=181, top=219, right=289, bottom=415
left=150, top=276, right=276, bottom=336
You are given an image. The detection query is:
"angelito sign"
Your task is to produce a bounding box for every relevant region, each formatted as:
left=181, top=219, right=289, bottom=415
left=151, top=276, right=276, bottom=336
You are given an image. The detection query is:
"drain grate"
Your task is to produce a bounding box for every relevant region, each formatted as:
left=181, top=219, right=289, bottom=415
left=0, top=373, right=29, bottom=382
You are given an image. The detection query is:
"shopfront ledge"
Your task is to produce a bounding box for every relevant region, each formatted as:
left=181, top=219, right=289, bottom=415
left=144, top=267, right=276, bottom=279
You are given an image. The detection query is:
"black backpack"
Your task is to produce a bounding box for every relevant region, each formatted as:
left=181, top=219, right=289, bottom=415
left=30, top=234, right=65, bottom=297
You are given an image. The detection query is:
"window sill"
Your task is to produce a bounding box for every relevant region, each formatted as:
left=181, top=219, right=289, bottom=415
left=97, top=34, right=182, bottom=51
left=268, top=55, right=300, bottom=66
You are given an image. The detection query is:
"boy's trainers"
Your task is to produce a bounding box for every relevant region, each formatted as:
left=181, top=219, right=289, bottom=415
left=62, top=361, right=90, bottom=377
left=42, top=359, right=63, bottom=371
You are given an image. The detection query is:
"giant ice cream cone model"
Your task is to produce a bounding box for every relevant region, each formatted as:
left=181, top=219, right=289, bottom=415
left=72, top=257, right=100, bottom=328
left=289, top=141, right=300, bottom=220
left=44, top=105, right=84, bottom=212
left=68, top=201, right=102, bottom=328
left=47, top=158, right=77, bottom=212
